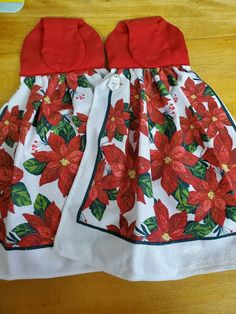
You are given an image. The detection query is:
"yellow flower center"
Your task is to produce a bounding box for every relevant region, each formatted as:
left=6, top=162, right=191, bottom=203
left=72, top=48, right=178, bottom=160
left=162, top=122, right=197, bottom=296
left=191, top=94, right=197, bottom=99
left=60, top=158, right=70, bottom=166
left=189, top=124, right=195, bottom=130
left=110, top=116, right=116, bottom=122
left=135, top=94, right=140, bottom=99
left=162, top=233, right=171, bottom=241
left=44, top=96, right=51, bottom=104
left=128, top=169, right=136, bottom=179
left=164, top=156, right=172, bottom=164
left=4, top=120, right=10, bottom=125
left=207, top=190, right=215, bottom=200
left=146, top=95, right=150, bottom=101
left=212, top=116, right=217, bottom=122
left=222, top=163, right=229, bottom=172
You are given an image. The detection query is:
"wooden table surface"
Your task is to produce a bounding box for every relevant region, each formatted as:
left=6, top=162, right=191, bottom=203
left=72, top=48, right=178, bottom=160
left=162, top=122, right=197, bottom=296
left=0, top=1, right=236, bottom=313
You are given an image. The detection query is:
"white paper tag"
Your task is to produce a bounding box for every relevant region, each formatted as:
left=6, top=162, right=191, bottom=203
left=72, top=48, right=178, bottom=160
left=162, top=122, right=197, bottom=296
left=107, top=74, right=121, bottom=91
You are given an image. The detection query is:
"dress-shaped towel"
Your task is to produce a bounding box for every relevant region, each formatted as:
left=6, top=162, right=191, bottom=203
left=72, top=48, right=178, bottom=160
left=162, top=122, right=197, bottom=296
left=0, top=16, right=236, bottom=281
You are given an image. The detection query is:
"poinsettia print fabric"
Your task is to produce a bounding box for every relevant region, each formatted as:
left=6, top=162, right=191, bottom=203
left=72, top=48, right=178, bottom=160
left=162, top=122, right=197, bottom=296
left=77, top=66, right=236, bottom=244
left=0, top=66, right=236, bottom=251
left=0, top=71, right=96, bottom=249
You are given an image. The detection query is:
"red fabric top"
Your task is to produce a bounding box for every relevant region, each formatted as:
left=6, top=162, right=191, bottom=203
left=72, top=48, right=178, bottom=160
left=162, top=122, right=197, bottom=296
left=105, top=16, right=189, bottom=68
left=20, top=16, right=190, bottom=76
left=20, top=18, right=105, bottom=76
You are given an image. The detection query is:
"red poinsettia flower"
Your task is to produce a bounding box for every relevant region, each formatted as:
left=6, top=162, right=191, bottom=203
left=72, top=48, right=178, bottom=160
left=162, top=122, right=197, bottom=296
left=202, top=129, right=236, bottom=190
left=25, top=84, right=43, bottom=114
left=19, top=110, right=32, bottom=144
left=102, top=140, right=150, bottom=214
left=198, top=99, right=231, bottom=138
left=130, top=78, right=144, bottom=110
left=107, top=214, right=142, bottom=241
left=147, top=200, right=190, bottom=242
left=0, top=105, right=22, bottom=145
left=188, top=166, right=236, bottom=226
left=83, top=159, right=109, bottom=208
left=66, top=72, right=78, bottom=90
left=158, top=67, right=178, bottom=91
left=0, top=218, right=6, bottom=242
left=180, top=107, right=206, bottom=147
left=130, top=112, right=149, bottom=143
left=76, top=113, right=88, bottom=134
left=37, top=75, right=73, bottom=125
left=18, top=201, right=61, bottom=247
left=181, top=77, right=210, bottom=111
left=130, top=79, right=149, bottom=142
left=105, top=98, right=130, bottom=142
left=150, top=130, right=199, bottom=195
left=0, top=149, right=23, bottom=218
left=82, top=69, right=96, bottom=76
left=144, top=71, right=169, bottom=124
left=33, top=133, right=83, bottom=197
left=66, top=70, right=97, bottom=90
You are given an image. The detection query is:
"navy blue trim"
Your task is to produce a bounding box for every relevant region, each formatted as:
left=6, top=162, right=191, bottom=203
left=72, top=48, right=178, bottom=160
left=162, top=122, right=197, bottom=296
left=76, top=89, right=112, bottom=221
left=0, top=240, right=53, bottom=251
left=77, top=220, right=236, bottom=246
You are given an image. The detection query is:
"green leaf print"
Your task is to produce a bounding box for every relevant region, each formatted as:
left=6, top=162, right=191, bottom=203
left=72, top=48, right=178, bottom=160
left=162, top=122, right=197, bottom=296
left=204, top=85, right=214, bottom=96
left=12, top=223, right=35, bottom=239
left=72, top=115, right=80, bottom=127
left=176, top=203, right=197, bottom=214
left=24, top=77, right=35, bottom=90
left=107, top=189, right=118, bottom=201
left=183, top=140, right=198, bottom=153
left=23, top=158, right=47, bottom=175
left=167, top=74, right=178, bottom=86
left=123, top=69, right=131, bottom=80
left=80, top=134, right=86, bottom=152
left=123, top=102, right=130, bottom=112
left=143, top=216, right=157, bottom=232
left=140, top=89, right=146, bottom=101
left=150, top=68, right=158, bottom=77
left=5, top=137, right=15, bottom=147
left=203, top=213, right=217, bottom=229
left=78, top=75, right=92, bottom=88
left=154, top=114, right=177, bottom=139
left=138, top=173, right=153, bottom=198
left=11, top=182, right=32, bottom=207
left=201, top=133, right=210, bottom=142
left=157, top=80, right=169, bottom=96
left=189, top=160, right=208, bottom=180
left=173, top=181, right=197, bottom=214
left=32, top=100, right=41, bottom=111
left=36, top=115, right=52, bottom=143
left=184, top=221, right=213, bottom=237
left=34, top=193, right=51, bottom=218
left=172, top=181, right=189, bottom=206
left=89, top=199, right=106, bottom=221
left=62, top=90, right=72, bottom=104
left=97, top=149, right=104, bottom=163
left=52, top=118, right=76, bottom=144
left=138, top=173, right=153, bottom=197
left=59, top=74, right=66, bottom=84
left=226, top=206, right=236, bottom=222
left=114, top=129, right=124, bottom=142
left=163, top=114, right=177, bottom=138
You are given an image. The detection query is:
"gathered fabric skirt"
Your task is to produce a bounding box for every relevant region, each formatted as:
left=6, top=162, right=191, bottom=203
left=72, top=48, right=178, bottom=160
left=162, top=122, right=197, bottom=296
left=0, top=66, right=236, bottom=280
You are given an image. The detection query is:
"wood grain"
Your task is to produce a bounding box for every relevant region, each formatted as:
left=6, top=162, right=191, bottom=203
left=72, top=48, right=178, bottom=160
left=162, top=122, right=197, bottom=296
left=0, top=1, right=236, bottom=313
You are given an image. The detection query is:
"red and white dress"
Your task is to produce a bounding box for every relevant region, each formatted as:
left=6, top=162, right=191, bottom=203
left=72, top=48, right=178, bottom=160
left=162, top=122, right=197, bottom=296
left=0, top=16, right=236, bottom=281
